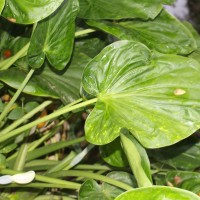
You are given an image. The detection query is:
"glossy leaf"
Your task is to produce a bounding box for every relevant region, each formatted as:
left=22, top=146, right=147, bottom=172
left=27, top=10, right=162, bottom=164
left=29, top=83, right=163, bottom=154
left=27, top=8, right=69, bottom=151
left=100, top=138, right=129, bottom=167
left=0, top=52, right=90, bottom=104
left=148, top=137, right=200, bottom=170
left=2, top=0, right=64, bottom=24
left=87, top=10, right=196, bottom=54
left=120, top=131, right=152, bottom=187
left=0, top=0, right=5, bottom=15
left=82, top=40, right=200, bottom=148
left=78, top=0, right=174, bottom=20
left=115, top=186, right=200, bottom=200
left=28, top=0, right=79, bottom=69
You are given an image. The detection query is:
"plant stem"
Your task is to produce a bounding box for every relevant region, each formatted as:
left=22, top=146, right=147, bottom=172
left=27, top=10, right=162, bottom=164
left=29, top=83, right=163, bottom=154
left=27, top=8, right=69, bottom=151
left=1, top=168, right=81, bottom=190
left=0, top=69, right=34, bottom=124
left=0, top=42, right=30, bottom=70
left=75, top=29, right=96, bottom=37
left=0, top=100, right=52, bottom=135
left=0, top=98, right=97, bottom=142
left=48, top=170, right=133, bottom=191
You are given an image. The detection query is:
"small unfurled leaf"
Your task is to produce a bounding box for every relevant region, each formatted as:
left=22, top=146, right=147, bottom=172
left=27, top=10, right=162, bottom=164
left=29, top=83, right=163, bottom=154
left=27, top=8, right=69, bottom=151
left=28, top=0, right=79, bottom=69
left=2, top=0, right=64, bottom=24
left=120, top=131, right=152, bottom=187
left=0, top=175, right=13, bottom=185
left=87, top=10, right=196, bottom=54
left=115, top=186, right=200, bottom=200
left=78, top=0, right=174, bottom=20
left=82, top=40, right=200, bottom=148
left=12, top=171, right=35, bottom=184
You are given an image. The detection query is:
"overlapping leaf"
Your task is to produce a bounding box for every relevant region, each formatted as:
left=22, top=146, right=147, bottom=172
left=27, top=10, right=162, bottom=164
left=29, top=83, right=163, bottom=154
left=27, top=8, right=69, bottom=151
left=82, top=40, right=200, bottom=148
left=28, top=0, right=79, bottom=70
left=2, top=0, right=64, bottom=24
left=115, top=186, right=200, bottom=200
left=87, top=10, right=196, bottom=54
left=78, top=0, right=175, bottom=20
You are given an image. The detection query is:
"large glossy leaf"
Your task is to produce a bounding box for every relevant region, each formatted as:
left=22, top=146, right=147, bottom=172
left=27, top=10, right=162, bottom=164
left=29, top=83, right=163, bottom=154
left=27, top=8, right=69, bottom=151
left=87, top=10, right=196, bottom=54
left=115, top=186, right=200, bottom=200
left=100, top=138, right=129, bottom=167
left=82, top=40, right=200, bottom=148
left=78, top=0, right=174, bottom=20
left=148, top=137, right=200, bottom=170
left=0, top=0, right=5, bottom=14
left=28, top=0, right=79, bottom=70
left=2, top=0, right=64, bottom=24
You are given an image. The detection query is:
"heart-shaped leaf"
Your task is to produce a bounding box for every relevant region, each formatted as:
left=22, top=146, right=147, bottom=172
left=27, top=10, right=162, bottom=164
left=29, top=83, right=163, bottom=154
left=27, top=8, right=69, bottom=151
left=2, top=0, right=64, bottom=24
left=87, top=10, right=196, bottom=54
left=78, top=0, right=174, bottom=20
left=28, top=0, right=79, bottom=69
left=115, top=186, right=200, bottom=200
left=82, top=40, right=200, bottom=148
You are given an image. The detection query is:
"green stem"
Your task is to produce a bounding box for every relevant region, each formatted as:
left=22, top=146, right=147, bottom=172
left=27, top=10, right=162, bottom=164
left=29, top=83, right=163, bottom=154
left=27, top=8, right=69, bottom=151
left=13, top=143, right=29, bottom=171
left=48, top=170, right=133, bottom=191
left=75, top=29, right=96, bottom=37
left=0, top=42, right=30, bottom=70
left=0, top=100, right=52, bottom=135
left=0, top=69, right=35, bottom=124
left=0, top=98, right=97, bottom=143
left=1, top=168, right=80, bottom=190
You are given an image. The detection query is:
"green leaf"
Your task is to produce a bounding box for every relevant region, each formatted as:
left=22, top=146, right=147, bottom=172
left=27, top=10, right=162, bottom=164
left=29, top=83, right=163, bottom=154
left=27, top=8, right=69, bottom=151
left=120, top=131, right=152, bottom=187
left=148, top=137, right=200, bottom=170
left=115, top=186, right=200, bottom=200
left=79, top=179, right=109, bottom=200
left=0, top=154, right=6, bottom=168
left=79, top=172, right=136, bottom=200
left=100, top=138, right=129, bottom=167
left=0, top=52, right=90, bottom=103
left=28, top=0, right=79, bottom=69
left=166, top=171, right=200, bottom=194
left=24, top=102, right=40, bottom=113
left=78, top=0, right=174, bottom=20
left=103, top=172, right=137, bottom=198
left=0, top=0, right=5, bottom=15
left=87, top=10, right=196, bottom=54
left=82, top=40, right=200, bottom=148
left=7, top=107, right=24, bottom=120
left=2, top=0, right=64, bottom=24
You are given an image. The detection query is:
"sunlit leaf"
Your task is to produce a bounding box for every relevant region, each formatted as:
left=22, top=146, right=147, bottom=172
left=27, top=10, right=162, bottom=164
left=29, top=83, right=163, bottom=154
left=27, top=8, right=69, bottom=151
left=0, top=0, right=5, bottom=15
left=2, top=0, right=64, bottom=24
left=115, top=186, right=200, bottom=200
left=82, top=40, right=200, bottom=148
